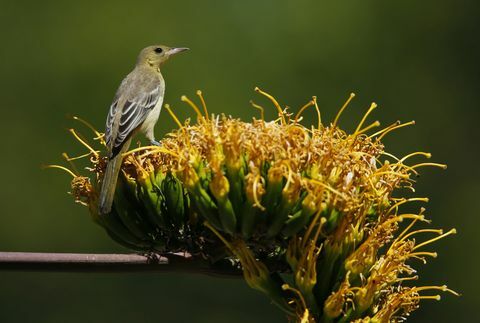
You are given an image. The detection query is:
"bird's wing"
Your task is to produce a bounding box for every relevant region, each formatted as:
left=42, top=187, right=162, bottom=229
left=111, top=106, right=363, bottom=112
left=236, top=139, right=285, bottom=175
left=105, top=74, right=161, bottom=157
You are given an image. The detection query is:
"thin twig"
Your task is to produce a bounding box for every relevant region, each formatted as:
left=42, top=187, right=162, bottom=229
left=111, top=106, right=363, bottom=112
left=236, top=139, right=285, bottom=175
left=0, top=252, right=241, bottom=278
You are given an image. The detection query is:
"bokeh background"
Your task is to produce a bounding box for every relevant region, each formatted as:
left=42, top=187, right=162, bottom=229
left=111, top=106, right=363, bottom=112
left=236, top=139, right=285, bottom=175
left=0, top=0, right=478, bottom=322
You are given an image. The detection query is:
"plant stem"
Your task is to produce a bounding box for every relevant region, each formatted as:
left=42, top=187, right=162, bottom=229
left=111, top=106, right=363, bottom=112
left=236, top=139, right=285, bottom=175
left=0, top=251, right=242, bottom=277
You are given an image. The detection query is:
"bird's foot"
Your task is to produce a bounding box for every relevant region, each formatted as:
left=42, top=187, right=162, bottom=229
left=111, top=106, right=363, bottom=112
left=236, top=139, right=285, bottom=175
left=150, top=139, right=161, bottom=146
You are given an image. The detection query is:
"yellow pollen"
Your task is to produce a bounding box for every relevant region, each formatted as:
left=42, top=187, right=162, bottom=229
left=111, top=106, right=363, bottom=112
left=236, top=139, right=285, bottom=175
left=354, top=102, right=378, bottom=135
left=196, top=90, right=210, bottom=121
left=42, top=164, right=77, bottom=178
left=181, top=95, right=204, bottom=120
left=254, top=87, right=286, bottom=125
left=333, top=92, right=355, bottom=127
left=250, top=100, right=265, bottom=121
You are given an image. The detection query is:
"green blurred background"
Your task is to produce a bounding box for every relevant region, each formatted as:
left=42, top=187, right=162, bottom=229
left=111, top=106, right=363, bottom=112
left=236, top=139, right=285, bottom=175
left=0, top=0, right=478, bottom=322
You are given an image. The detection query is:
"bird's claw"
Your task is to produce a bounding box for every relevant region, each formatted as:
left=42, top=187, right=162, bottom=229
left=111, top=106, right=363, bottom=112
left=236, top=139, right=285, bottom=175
left=151, top=139, right=161, bottom=146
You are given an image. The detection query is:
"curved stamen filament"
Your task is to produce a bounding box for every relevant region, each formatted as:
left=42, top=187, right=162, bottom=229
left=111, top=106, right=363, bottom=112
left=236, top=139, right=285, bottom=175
left=250, top=100, right=265, bottom=121
left=413, top=229, right=457, bottom=251
left=294, top=100, right=314, bottom=124
left=63, top=151, right=96, bottom=161
left=333, top=92, right=355, bottom=127
left=356, top=120, right=381, bottom=135
left=387, top=198, right=429, bottom=215
left=42, top=164, right=77, bottom=178
left=312, top=96, right=322, bottom=129
left=252, top=175, right=266, bottom=210
left=254, top=87, right=286, bottom=125
left=375, top=121, right=416, bottom=140
left=400, top=152, right=432, bottom=162
left=411, top=162, right=447, bottom=170
left=165, top=104, right=185, bottom=129
left=69, top=129, right=98, bottom=157
left=72, top=116, right=105, bottom=146
left=282, top=284, right=308, bottom=312
left=181, top=95, right=204, bottom=120
left=308, top=179, right=345, bottom=198
left=415, top=285, right=460, bottom=296
left=398, top=228, right=444, bottom=243
left=62, top=152, right=80, bottom=175
left=196, top=90, right=209, bottom=121
left=354, top=102, right=378, bottom=135
left=123, top=145, right=179, bottom=158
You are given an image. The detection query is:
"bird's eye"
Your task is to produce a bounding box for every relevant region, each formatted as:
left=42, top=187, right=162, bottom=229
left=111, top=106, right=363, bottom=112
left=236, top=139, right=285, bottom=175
left=154, top=47, right=163, bottom=54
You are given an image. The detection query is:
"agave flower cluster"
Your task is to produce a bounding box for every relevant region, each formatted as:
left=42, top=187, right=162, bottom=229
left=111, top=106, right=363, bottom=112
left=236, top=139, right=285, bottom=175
left=55, top=88, right=457, bottom=322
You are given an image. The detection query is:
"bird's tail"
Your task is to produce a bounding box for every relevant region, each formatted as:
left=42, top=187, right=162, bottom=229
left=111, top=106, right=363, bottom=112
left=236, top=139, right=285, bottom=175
left=98, top=139, right=131, bottom=214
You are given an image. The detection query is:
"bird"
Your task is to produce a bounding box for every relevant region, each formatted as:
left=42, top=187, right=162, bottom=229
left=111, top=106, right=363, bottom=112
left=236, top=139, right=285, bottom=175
left=98, top=44, right=189, bottom=214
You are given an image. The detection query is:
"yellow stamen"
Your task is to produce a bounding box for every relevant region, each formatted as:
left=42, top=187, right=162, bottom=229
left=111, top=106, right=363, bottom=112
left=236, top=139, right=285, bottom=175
left=165, top=104, right=184, bottom=129
left=369, top=120, right=401, bottom=138
left=181, top=95, right=203, bottom=120
left=308, top=179, right=345, bottom=198
left=252, top=175, right=266, bottom=211
left=415, top=295, right=442, bottom=301
left=196, top=90, right=210, bottom=121
left=413, top=229, right=456, bottom=251
left=399, top=228, right=444, bottom=243
left=282, top=284, right=308, bottom=311
left=411, top=162, right=447, bottom=170
left=63, top=151, right=96, bottom=161
left=356, top=120, right=381, bottom=135
left=400, top=152, right=432, bottom=162
left=122, top=145, right=179, bottom=158
left=68, top=129, right=98, bottom=157
left=203, top=221, right=234, bottom=251
left=410, top=251, right=438, bottom=258
left=333, top=92, right=355, bottom=127
left=302, top=210, right=320, bottom=248
left=62, top=152, right=80, bottom=175
left=375, top=121, right=416, bottom=140
left=373, top=171, right=410, bottom=179
left=354, top=102, right=378, bottom=135
left=312, top=96, right=322, bottom=129
left=250, top=100, right=265, bottom=121
left=294, top=100, right=314, bottom=124
left=254, top=87, right=286, bottom=125
left=42, top=164, right=77, bottom=178
left=387, top=198, right=429, bottom=215
left=72, top=116, right=105, bottom=146
left=416, top=285, right=460, bottom=297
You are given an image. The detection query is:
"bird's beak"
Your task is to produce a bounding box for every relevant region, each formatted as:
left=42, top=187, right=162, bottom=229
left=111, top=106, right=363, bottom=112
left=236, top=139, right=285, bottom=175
left=168, top=47, right=189, bottom=56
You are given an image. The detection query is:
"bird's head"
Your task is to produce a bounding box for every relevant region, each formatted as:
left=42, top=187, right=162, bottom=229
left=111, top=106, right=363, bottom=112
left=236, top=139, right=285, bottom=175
left=138, top=45, right=189, bottom=68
